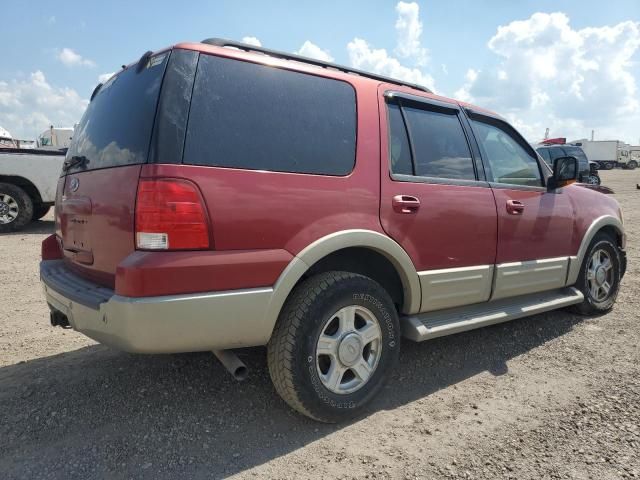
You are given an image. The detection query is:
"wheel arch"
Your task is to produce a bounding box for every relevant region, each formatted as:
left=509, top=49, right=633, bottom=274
left=262, top=230, right=421, bottom=341
left=0, top=175, right=43, bottom=205
left=567, top=215, right=625, bottom=285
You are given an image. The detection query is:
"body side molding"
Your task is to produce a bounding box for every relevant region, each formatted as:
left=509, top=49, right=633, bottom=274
left=418, top=265, right=493, bottom=312
left=566, top=215, right=625, bottom=286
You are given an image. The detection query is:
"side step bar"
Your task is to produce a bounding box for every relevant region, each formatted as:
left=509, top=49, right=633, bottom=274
left=401, top=287, right=584, bottom=342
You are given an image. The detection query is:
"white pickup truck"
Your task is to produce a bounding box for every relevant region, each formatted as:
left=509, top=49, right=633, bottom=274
left=0, top=148, right=65, bottom=232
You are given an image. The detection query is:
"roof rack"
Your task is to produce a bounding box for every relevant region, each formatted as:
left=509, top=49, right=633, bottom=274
left=201, top=38, right=433, bottom=94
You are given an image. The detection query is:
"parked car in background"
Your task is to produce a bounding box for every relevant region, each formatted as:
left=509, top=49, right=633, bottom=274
left=0, top=147, right=66, bottom=232
left=535, top=144, right=600, bottom=184
left=572, top=139, right=634, bottom=170
left=40, top=39, right=627, bottom=422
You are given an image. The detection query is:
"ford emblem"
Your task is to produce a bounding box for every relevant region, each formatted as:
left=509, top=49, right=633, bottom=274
left=69, top=177, right=80, bottom=193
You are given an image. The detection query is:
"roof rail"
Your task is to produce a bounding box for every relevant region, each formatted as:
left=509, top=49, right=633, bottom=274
left=201, top=37, right=433, bottom=94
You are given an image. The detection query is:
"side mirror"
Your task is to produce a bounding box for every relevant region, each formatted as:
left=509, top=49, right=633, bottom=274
left=548, top=156, right=578, bottom=191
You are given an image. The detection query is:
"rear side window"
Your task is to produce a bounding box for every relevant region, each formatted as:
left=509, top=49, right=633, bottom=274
left=387, top=103, right=413, bottom=175
left=67, top=52, right=168, bottom=172
left=397, top=104, right=475, bottom=180
left=183, top=54, right=357, bottom=175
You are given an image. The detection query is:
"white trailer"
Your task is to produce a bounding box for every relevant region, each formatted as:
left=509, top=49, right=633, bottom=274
left=0, top=148, right=66, bottom=232
left=570, top=139, right=634, bottom=170
left=37, top=126, right=75, bottom=148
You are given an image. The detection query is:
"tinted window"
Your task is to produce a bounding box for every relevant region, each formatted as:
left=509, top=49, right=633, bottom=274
left=67, top=52, right=168, bottom=172
left=536, top=148, right=551, bottom=164
left=402, top=105, right=475, bottom=180
left=471, top=119, right=542, bottom=187
left=387, top=103, right=413, bottom=175
left=183, top=54, right=356, bottom=175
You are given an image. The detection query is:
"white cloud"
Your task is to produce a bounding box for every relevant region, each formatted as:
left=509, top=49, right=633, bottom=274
left=456, top=12, right=640, bottom=143
left=57, top=47, right=95, bottom=67
left=241, top=36, right=262, bottom=47
left=98, top=72, right=115, bottom=83
left=347, top=38, right=435, bottom=91
left=394, top=1, right=428, bottom=65
left=0, top=71, right=88, bottom=140
left=296, top=41, right=334, bottom=62
left=345, top=2, right=434, bottom=91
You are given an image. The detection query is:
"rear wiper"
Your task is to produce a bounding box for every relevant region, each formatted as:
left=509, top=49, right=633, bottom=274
left=62, top=155, right=89, bottom=172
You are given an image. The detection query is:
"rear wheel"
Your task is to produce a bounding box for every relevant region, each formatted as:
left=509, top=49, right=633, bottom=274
left=604, top=162, right=615, bottom=170
left=268, top=271, right=400, bottom=423
left=32, top=205, right=51, bottom=221
left=572, top=233, right=621, bottom=315
left=0, top=183, right=33, bottom=233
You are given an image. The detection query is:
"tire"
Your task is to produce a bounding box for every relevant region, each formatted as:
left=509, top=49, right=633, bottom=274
left=571, top=233, right=622, bottom=315
left=0, top=183, right=34, bottom=233
left=32, top=205, right=51, bottom=221
left=267, top=271, right=400, bottom=423
left=604, top=162, right=614, bottom=170
left=627, top=160, right=637, bottom=170
left=586, top=174, right=601, bottom=186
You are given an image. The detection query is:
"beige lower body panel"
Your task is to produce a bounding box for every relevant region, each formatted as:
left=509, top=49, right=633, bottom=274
left=43, top=283, right=274, bottom=354
left=491, top=257, right=569, bottom=301
left=419, top=265, right=493, bottom=312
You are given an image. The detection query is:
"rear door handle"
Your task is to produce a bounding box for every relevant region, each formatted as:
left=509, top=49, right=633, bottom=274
left=506, top=200, right=525, bottom=215
left=392, top=195, right=420, bottom=214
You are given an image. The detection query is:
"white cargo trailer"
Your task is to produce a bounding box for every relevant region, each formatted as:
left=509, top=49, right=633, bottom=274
left=570, top=139, right=633, bottom=170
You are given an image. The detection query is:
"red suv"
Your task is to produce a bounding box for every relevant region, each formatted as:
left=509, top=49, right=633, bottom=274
left=41, top=39, right=626, bottom=422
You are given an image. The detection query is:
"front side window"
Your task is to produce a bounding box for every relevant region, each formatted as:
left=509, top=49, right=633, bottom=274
left=471, top=119, right=542, bottom=187
left=183, top=54, right=356, bottom=175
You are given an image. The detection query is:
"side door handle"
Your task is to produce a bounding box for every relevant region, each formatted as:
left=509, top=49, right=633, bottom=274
left=392, top=195, right=420, bottom=214
left=506, top=199, right=525, bottom=215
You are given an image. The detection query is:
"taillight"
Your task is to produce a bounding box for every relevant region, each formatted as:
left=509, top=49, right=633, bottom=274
left=135, top=178, right=210, bottom=250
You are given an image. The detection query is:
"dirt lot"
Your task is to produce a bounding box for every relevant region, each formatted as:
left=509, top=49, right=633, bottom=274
left=1, top=170, right=638, bottom=480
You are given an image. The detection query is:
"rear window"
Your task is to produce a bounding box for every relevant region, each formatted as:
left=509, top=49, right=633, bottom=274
left=183, top=54, right=357, bottom=175
left=66, top=52, right=168, bottom=173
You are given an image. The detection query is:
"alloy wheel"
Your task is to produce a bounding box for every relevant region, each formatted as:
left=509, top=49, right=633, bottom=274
left=316, top=305, right=383, bottom=394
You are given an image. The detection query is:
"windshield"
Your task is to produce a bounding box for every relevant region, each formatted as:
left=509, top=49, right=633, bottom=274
left=65, top=52, right=169, bottom=174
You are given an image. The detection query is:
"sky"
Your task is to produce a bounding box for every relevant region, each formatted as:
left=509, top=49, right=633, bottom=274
left=1, top=0, right=639, bottom=144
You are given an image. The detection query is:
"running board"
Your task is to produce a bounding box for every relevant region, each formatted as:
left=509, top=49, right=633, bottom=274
left=401, top=287, right=583, bottom=342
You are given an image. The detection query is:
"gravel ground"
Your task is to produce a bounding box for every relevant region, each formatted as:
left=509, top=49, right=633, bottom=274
left=0, top=170, right=638, bottom=479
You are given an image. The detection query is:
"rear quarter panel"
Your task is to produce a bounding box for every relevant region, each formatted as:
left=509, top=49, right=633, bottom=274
left=141, top=78, right=383, bottom=257
left=0, top=152, right=65, bottom=202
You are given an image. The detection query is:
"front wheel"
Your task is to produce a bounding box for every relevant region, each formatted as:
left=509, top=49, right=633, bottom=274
left=571, top=233, right=622, bottom=315
left=586, top=174, right=601, bottom=186
left=626, top=160, right=637, bottom=170
left=267, top=271, right=400, bottom=423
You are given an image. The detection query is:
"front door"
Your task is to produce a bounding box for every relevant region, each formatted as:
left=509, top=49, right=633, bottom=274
left=378, top=88, right=498, bottom=312
left=466, top=113, right=575, bottom=300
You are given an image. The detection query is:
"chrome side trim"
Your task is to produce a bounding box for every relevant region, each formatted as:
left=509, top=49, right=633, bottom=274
left=566, top=215, right=625, bottom=285
left=418, top=265, right=493, bottom=312
left=492, top=257, right=569, bottom=301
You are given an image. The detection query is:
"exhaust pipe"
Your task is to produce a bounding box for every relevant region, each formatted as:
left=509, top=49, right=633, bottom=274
left=212, top=349, right=248, bottom=381
left=50, top=310, right=71, bottom=329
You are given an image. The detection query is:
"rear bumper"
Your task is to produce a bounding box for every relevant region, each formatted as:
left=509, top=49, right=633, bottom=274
left=40, top=260, right=274, bottom=353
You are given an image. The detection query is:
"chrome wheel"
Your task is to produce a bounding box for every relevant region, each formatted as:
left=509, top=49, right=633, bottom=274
left=0, top=194, right=19, bottom=224
left=587, top=249, right=614, bottom=302
left=316, top=305, right=382, bottom=395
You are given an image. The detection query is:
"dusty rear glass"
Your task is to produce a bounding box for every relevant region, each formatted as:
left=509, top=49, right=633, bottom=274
left=65, top=52, right=169, bottom=173
left=183, top=54, right=357, bottom=175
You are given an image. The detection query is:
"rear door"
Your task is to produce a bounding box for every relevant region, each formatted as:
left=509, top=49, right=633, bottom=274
left=57, top=50, right=171, bottom=287
left=466, top=113, right=575, bottom=300
left=379, top=89, right=498, bottom=313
